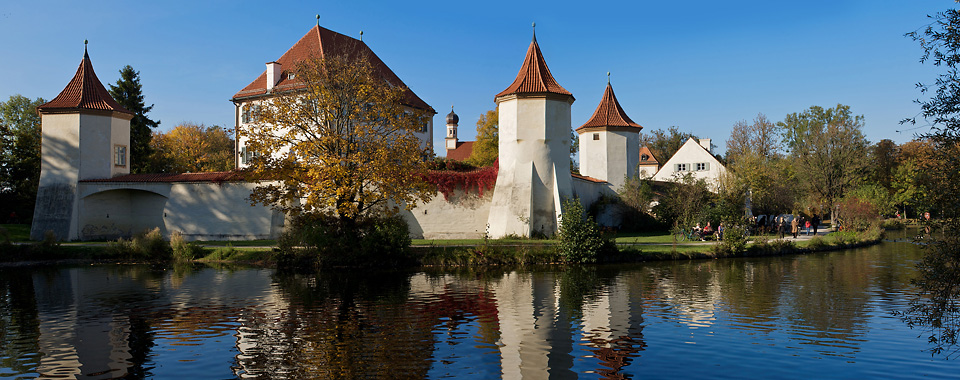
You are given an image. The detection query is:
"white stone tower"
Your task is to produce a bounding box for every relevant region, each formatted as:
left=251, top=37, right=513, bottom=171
left=486, top=30, right=575, bottom=238
left=30, top=43, right=133, bottom=240
left=576, top=78, right=643, bottom=190
left=444, top=106, right=459, bottom=151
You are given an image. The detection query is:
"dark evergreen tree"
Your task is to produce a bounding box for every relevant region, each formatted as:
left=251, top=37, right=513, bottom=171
left=108, top=65, right=159, bottom=173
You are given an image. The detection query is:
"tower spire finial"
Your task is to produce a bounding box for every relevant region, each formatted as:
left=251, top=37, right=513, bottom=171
left=83, top=39, right=89, bottom=58
left=607, top=71, right=611, bottom=84
left=360, top=30, right=363, bottom=41
left=316, top=14, right=320, bottom=27
left=532, top=22, right=536, bottom=41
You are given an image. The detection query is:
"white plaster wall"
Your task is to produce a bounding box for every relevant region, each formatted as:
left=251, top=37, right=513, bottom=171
left=578, top=131, right=607, bottom=183
left=638, top=163, right=659, bottom=178
left=78, top=113, right=114, bottom=181
left=487, top=96, right=573, bottom=238
left=33, top=113, right=82, bottom=240
left=402, top=189, right=493, bottom=239
left=109, top=116, right=130, bottom=177
left=579, top=130, right=638, bottom=191
left=79, top=188, right=167, bottom=239
left=163, top=182, right=282, bottom=241
left=76, top=181, right=282, bottom=241
left=38, top=113, right=81, bottom=185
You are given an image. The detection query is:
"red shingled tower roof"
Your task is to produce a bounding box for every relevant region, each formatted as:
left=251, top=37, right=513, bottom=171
left=495, top=33, right=573, bottom=100
left=232, top=25, right=433, bottom=112
left=576, top=82, right=642, bottom=133
left=38, top=46, right=132, bottom=115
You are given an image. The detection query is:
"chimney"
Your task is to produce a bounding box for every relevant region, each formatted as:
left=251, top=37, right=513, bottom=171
left=700, top=138, right=712, bottom=154
left=265, top=61, right=282, bottom=91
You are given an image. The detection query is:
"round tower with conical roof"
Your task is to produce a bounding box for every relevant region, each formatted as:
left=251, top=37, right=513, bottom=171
left=486, top=29, right=575, bottom=238
left=576, top=78, right=643, bottom=191
left=30, top=43, right=134, bottom=241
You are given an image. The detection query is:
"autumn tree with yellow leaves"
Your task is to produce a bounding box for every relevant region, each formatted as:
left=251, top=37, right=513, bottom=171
left=239, top=55, right=435, bottom=229
left=147, top=123, right=234, bottom=173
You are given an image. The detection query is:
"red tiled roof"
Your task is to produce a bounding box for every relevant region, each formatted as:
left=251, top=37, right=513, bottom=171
left=495, top=33, right=572, bottom=100
left=80, top=171, right=244, bottom=183
left=232, top=25, right=433, bottom=112
left=571, top=172, right=606, bottom=183
left=638, top=146, right=659, bottom=164
left=446, top=141, right=475, bottom=161
left=38, top=48, right=133, bottom=115
left=576, top=83, right=641, bottom=132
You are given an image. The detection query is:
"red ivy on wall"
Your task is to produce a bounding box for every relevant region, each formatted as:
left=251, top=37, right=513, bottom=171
left=423, top=159, right=499, bottom=200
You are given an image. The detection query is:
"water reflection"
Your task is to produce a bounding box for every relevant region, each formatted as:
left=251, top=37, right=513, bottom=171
left=1, top=242, right=953, bottom=379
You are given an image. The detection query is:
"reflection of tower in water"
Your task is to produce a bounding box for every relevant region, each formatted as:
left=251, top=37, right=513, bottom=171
left=493, top=271, right=645, bottom=379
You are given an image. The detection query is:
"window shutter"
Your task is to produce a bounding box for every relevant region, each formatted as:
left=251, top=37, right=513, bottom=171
left=705, top=162, right=710, bottom=171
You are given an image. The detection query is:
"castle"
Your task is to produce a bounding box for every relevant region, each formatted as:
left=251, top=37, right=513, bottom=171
left=30, top=24, right=722, bottom=241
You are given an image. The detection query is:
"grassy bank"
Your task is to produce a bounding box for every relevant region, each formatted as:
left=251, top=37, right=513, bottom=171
left=2, top=223, right=884, bottom=268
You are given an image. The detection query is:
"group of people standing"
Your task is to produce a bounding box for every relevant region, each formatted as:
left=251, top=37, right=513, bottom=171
left=771, top=214, right=820, bottom=239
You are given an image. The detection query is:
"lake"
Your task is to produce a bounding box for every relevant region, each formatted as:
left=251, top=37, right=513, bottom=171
left=1, top=239, right=957, bottom=379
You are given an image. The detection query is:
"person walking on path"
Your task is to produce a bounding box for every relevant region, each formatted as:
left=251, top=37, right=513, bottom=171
left=811, top=215, right=820, bottom=235
left=791, top=217, right=800, bottom=238
left=777, top=215, right=786, bottom=239
left=804, top=219, right=812, bottom=236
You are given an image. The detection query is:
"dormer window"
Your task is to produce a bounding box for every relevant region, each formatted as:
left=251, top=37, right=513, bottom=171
left=641, top=154, right=649, bottom=162
left=288, top=72, right=295, bottom=80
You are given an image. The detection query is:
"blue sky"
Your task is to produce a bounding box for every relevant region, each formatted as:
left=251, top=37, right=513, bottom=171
left=0, top=0, right=952, bottom=156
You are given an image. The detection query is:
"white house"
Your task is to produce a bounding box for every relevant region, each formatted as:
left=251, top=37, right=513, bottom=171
left=230, top=23, right=436, bottom=168
left=651, top=137, right=726, bottom=191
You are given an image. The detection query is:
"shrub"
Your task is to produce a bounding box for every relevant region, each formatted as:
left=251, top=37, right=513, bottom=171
left=557, top=198, right=617, bottom=264
left=807, top=236, right=828, bottom=250
left=748, top=235, right=796, bottom=255
left=837, top=196, right=881, bottom=231
left=712, top=225, right=747, bottom=257
left=830, top=231, right=859, bottom=246
left=170, top=231, right=203, bottom=262
left=108, top=227, right=171, bottom=260
left=278, top=213, right=413, bottom=269
left=881, top=218, right=906, bottom=230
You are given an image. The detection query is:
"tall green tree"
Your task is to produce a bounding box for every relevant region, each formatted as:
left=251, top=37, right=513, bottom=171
left=466, top=108, right=498, bottom=167
left=724, top=113, right=796, bottom=215
left=896, top=6, right=960, bottom=359
left=638, top=126, right=697, bottom=164
left=108, top=65, right=160, bottom=173
left=0, top=95, right=45, bottom=222
left=725, top=113, right=781, bottom=165
left=779, top=104, right=870, bottom=222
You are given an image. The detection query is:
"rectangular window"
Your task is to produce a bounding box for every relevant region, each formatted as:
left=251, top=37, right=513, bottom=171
left=696, top=162, right=707, bottom=171
left=676, top=163, right=688, bottom=172
left=593, top=133, right=600, bottom=141
left=240, top=146, right=258, bottom=165
left=242, top=105, right=260, bottom=124
left=114, top=145, right=127, bottom=167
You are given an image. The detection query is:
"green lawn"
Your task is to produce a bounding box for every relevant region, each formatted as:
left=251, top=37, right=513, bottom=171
left=411, top=238, right=557, bottom=246
left=197, top=240, right=277, bottom=247
left=1, top=224, right=30, bottom=242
